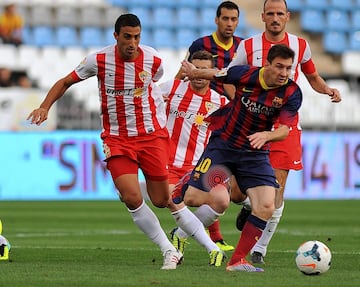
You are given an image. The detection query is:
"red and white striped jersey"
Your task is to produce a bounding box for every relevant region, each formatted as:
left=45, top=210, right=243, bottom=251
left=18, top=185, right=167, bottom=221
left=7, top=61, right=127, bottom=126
left=229, top=32, right=317, bottom=130
left=161, top=79, right=228, bottom=168
left=229, top=32, right=316, bottom=83
left=72, top=44, right=167, bottom=138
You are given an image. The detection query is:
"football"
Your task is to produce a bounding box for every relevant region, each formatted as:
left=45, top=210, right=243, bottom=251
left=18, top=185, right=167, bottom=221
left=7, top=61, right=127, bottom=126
left=295, top=240, right=332, bottom=275
left=0, top=235, right=11, bottom=261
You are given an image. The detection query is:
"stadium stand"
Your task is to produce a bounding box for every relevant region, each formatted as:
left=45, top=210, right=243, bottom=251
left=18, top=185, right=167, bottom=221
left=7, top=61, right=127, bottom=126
left=0, top=0, right=359, bottom=130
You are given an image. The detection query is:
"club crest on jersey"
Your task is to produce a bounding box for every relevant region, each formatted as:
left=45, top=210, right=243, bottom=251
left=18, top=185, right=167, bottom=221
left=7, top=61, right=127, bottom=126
left=138, top=71, right=150, bottom=83
left=205, top=102, right=215, bottom=113
left=272, top=96, right=283, bottom=108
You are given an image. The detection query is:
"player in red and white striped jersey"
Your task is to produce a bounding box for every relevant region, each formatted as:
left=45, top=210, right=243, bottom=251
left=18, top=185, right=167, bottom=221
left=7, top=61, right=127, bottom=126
left=27, top=14, right=182, bottom=270
left=227, top=0, right=341, bottom=264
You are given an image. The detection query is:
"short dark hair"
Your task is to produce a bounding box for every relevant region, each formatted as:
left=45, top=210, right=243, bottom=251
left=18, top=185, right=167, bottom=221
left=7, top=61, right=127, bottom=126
left=190, top=50, right=215, bottom=67
left=216, top=1, right=239, bottom=18
left=114, top=14, right=141, bottom=34
left=263, top=0, right=288, bottom=12
left=267, top=44, right=294, bottom=63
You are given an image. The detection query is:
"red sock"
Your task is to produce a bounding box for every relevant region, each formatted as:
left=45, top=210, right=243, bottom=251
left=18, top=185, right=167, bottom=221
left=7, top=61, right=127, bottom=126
left=208, top=219, right=223, bottom=242
left=228, top=220, right=263, bottom=265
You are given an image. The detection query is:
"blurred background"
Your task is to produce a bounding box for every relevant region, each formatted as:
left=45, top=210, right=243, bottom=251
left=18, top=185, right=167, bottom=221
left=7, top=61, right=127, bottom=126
left=0, top=0, right=359, bottom=200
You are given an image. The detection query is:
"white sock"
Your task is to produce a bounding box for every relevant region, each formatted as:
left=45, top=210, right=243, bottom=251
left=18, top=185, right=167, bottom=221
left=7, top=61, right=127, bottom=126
left=175, top=205, right=223, bottom=239
left=128, top=200, right=175, bottom=255
left=193, top=204, right=223, bottom=227
left=251, top=202, right=284, bottom=256
left=172, top=206, right=219, bottom=252
left=139, top=181, right=150, bottom=201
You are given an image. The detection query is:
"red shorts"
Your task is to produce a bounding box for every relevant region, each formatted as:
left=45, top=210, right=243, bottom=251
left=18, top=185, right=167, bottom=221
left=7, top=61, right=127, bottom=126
left=103, top=128, right=170, bottom=181
left=168, top=165, right=194, bottom=185
left=269, top=128, right=303, bottom=171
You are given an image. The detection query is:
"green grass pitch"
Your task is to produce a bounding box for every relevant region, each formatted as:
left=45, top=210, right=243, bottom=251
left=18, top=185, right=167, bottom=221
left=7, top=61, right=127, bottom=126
left=0, top=200, right=359, bottom=287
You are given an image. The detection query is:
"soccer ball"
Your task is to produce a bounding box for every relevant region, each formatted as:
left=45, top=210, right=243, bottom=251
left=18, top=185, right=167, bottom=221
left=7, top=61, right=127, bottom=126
left=295, top=240, right=331, bottom=275
left=0, top=235, right=11, bottom=261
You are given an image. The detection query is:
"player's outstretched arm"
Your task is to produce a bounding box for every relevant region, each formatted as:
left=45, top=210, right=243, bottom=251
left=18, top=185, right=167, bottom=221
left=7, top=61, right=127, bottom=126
left=27, top=73, right=78, bottom=125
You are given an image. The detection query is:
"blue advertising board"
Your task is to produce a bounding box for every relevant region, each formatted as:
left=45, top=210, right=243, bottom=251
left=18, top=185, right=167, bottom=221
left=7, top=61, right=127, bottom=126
left=0, top=131, right=359, bottom=200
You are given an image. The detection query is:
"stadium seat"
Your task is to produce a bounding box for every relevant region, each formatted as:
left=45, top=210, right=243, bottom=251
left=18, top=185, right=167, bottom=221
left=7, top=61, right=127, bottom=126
left=329, top=0, right=354, bottom=11
left=351, top=10, right=360, bottom=32
left=176, top=7, right=199, bottom=29
left=17, top=45, right=41, bottom=70
left=153, top=8, right=175, bottom=29
left=349, top=31, right=360, bottom=51
left=54, top=6, right=80, bottom=27
left=28, top=5, right=54, bottom=26
left=177, top=0, right=202, bottom=9
left=79, top=27, right=105, bottom=48
left=104, top=27, right=115, bottom=46
left=32, top=26, right=56, bottom=47
left=22, top=26, right=33, bottom=45
left=238, top=10, right=248, bottom=32
left=199, top=27, right=215, bottom=37
left=128, top=7, right=152, bottom=28
left=0, top=45, right=18, bottom=69
left=79, top=6, right=104, bottom=27
left=153, top=28, right=175, bottom=49
left=126, top=0, right=152, bottom=9
left=55, top=26, right=79, bottom=48
left=322, top=31, right=348, bottom=54
left=326, top=10, right=351, bottom=32
left=139, top=28, right=152, bottom=46
left=342, top=50, right=360, bottom=76
left=153, top=0, right=177, bottom=8
left=303, top=0, right=329, bottom=11
left=175, top=28, right=198, bottom=48
left=286, top=0, right=304, bottom=12
left=203, top=0, right=219, bottom=9
left=200, top=8, right=215, bottom=29
left=300, top=9, right=326, bottom=33
left=107, top=0, right=127, bottom=8
left=104, top=7, right=126, bottom=28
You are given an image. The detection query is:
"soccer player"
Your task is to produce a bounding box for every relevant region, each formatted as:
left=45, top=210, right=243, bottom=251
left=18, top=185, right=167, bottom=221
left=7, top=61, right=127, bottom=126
left=179, top=43, right=303, bottom=272
left=174, top=0, right=243, bottom=251
left=163, top=50, right=229, bottom=266
left=27, top=14, right=183, bottom=270
left=228, top=0, right=342, bottom=264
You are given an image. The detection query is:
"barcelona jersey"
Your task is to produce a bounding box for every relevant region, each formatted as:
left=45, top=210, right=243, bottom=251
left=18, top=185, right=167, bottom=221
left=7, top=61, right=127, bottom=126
left=208, top=65, right=302, bottom=151
left=188, top=33, right=242, bottom=95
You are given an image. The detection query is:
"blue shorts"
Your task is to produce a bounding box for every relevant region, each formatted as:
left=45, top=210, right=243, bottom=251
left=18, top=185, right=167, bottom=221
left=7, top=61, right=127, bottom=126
left=187, top=142, right=279, bottom=194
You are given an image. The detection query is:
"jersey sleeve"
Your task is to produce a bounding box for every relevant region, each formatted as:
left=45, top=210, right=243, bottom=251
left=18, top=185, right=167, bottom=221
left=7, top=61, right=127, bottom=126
left=73, top=53, right=98, bottom=80
left=300, top=39, right=317, bottom=75
left=278, top=85, right=303, bottom=127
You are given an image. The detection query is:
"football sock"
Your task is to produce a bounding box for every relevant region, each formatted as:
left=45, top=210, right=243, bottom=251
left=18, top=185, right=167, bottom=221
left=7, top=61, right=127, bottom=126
left=207, top=219, right=223, bottom=242
left=128, top=200, right=176, bottom=254
left=229, top=214, right=266, bottom=265
left=251, top=202, right=284, bottom=256
left=193, top=204, right=223, bottom=227
left=172, top=206, right=219, bottom=252
left=175, top=204, right=222, bottom=239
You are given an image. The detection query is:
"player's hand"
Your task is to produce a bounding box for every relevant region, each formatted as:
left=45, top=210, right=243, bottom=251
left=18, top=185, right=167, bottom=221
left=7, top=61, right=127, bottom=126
left=247, top=131, right=269, bottom=149
left=27, top=108, right=49, bottom=125
left=329, top=88, right=341, bottom=103
left=181, top=60, right=196, bottom=80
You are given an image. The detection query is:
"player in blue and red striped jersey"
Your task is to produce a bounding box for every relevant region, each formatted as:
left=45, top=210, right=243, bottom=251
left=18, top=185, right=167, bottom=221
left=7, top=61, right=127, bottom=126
left=179, top=44, right=302, bottom=272
left=227, top=0, right=341, bottom=265
left=176, top=1, right=242, bottom=100
left=174, top=1, right=242, bottom=251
